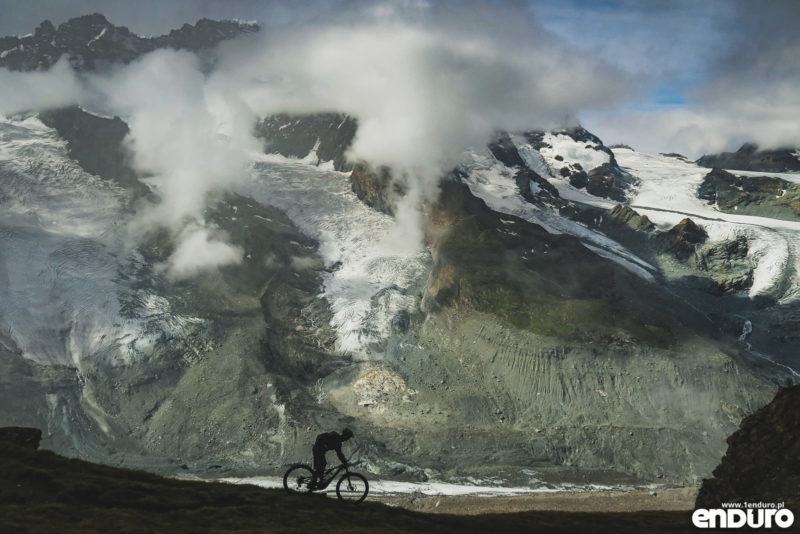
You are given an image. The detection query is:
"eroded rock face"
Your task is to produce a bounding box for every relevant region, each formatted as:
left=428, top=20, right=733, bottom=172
left=354, top=179, right=781, bottom=484
left=347, top=163, right=406, bottom=215
left=696, top=384, right=800, bottom=509
left=0, top=427, right=42, bottom=449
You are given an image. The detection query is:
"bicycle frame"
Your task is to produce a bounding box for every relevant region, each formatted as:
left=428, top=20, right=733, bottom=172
left=316, top=463, right=349, bottom=490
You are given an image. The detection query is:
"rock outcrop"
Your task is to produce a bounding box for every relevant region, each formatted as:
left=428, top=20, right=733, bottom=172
left=694, top=236, right=754, bottom=295
left=586, top=163, right=628, bottom=202
left=657, top=218, right=708, bottom=261
left=698, top=168, right=800, bottom=222
left=38, top=106, right=151, bottom=196
left=697, top=143, right=800, bottom=173
left=348, top=162, right=406, bottom=215
left=607, top=205, right=655, bottom=232
left=696, top=384, right=800, bottom=510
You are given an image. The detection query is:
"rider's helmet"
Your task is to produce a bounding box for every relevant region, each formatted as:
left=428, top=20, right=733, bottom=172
left=342, top=428, right=354, bottom=439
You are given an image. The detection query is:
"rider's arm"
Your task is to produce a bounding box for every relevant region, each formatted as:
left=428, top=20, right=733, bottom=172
left=335, top=443, right=347, bottom=464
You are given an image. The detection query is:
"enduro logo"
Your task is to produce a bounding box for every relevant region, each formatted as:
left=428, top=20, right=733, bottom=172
left=692, top=503, right=795, bottom=529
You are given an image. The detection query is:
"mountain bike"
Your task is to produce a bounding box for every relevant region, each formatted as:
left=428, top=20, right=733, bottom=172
left=283, top=461, right=369, bottom=504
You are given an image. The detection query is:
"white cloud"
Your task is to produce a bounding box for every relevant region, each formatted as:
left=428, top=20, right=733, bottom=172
left=88, top=49, right=260, bottom=229
left=586, top=49, right=800, bottom=158
left=204, top=4, right=630, bottom=252
left=0, top=57, right=83, bottom=116
left=213, top=7, right=629, bottom=178
left=161, top=226, right=243, bottom=280
left=577, top=1, right=800, bottom=157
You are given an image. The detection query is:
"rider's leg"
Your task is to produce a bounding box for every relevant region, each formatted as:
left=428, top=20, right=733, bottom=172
left=312, top=446, right=326, bottom=488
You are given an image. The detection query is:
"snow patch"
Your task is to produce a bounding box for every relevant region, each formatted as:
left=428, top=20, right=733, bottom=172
left=509, top=133, right=553, bottom=178
left=220, top=475, right=658, bottom=497
left=87, top=27, right=107, bottom=46
left=538, top=132, right=610, bottom=172
left=241, top=154, right=430, bottom=355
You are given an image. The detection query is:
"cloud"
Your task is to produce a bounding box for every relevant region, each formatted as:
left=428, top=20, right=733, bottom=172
left=0, top=57, right=84, bottom=116
left=88, top=49, right=260, bottom=229
left=576, top=1, right=800, bottom=157
left=160, top=225, right=243, bottom=280
left=213, top=3, right=630, bottom=176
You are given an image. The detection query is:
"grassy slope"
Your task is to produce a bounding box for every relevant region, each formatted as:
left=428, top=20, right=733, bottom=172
left=0, top=442, right=699, bottom=533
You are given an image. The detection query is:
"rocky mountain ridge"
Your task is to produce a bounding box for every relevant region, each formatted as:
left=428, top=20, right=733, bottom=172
left=0, top=13, right=258, bottom=72
left=697, top=143, right=800, bottom=173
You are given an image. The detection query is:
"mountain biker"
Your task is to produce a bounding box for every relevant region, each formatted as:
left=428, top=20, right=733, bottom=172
left=310, top=428, right=354, bottom=489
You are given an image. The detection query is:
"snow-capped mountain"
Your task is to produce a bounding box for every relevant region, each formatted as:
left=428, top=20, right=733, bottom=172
left=1, top=14, right=798, bottom=489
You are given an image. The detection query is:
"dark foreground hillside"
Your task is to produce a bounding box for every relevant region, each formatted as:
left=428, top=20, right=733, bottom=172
left=0, top=436, right=700, bottom=533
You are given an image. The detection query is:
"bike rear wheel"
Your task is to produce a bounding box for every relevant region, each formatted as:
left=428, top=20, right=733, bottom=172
left=283, top=464, right=314, bottom=494
left=336, top=472, right=369, bottom=503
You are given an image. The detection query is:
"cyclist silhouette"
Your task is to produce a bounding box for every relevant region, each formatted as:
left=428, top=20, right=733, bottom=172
left=310, top=428, right=353, bottom=489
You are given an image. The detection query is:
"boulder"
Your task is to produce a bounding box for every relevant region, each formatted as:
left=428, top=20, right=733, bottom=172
left=658, top=218, right=708, bottom=260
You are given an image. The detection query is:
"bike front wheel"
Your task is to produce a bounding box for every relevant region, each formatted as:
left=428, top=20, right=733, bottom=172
left=336, top=472, right=369, bottom=503
left=283, top=464, right=314, bottom=494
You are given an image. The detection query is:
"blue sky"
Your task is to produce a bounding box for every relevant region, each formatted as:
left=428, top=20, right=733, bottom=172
left=530, top=0, right=735, bottom=107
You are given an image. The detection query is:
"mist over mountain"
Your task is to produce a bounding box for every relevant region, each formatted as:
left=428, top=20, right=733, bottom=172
left=0, top=7, right=798, bottom=500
